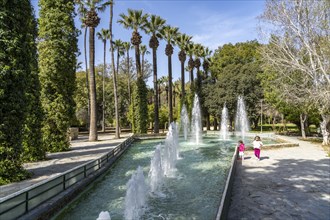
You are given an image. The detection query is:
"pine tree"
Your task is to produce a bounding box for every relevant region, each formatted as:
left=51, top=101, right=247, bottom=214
left=0, top=0, right=37, bottom=184
left=38, top=0, right=78, bottom=152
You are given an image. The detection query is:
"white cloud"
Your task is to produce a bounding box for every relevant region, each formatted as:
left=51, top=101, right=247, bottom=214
left=191, top=9, right=260, bottom=50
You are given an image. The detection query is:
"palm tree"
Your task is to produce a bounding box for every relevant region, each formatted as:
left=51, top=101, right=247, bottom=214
left=122, top=41, right=132, bottom=105
left=118, top=9, right=148, bottom=79
left=78, top=0, right=108, bottom=141
left=160, top=25, right=179, bottom=123
left=201, top=47, right=212, bottom=78
left=118, top=9, right=149, bottom=133
left=176, top=33, right=192, bottom=103
left=145, top=14, right=166, bottom=133
left=109, top=0, right=120, bottom=138
left=96, top=28, right=110, bottom=133
left=76, top=3, right=90, bottom=128
left=194, top=43, right=204, bottom=93
left=186, top=43, right=195, bottom=91
left=158, top=76, right=169, bottom=107
left=114, top=39, right=124, bottom=75
left=139, top=44, right=150, bottom=77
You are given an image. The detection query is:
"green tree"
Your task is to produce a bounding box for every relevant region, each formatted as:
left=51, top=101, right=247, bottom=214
left=160, top=25, right=179, bottom=123
left=118, top=9, right=149, bottom=133
left=0, top=1, right=40, bottom=184
left=207, top=41, right=263, bottom=129
left=22, top=6, right=45, bottom=162
left=145, top=15, right=166, bottom=133
left=97, top=28, right=110, bottom=132
left=38, top=0, right=78, bottom=152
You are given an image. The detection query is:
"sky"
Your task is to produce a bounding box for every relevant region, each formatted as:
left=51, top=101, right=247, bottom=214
left=31, top=0, right=265, bottom=87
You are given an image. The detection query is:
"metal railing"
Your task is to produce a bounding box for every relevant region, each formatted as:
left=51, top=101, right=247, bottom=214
left=0, top=136, right=134, bottom=220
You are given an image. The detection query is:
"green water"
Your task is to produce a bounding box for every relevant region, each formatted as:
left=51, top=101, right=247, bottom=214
left=55, top=136, right=241, bottom=220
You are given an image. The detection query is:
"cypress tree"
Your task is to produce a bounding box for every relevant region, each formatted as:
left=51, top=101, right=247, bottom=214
left=132, top=78, right=148, bottom=133
left=38, top=0, right=78, bottom=152
left=0, top=0, right=36, bottom=184
left=22, top=4, right=45, bottom=162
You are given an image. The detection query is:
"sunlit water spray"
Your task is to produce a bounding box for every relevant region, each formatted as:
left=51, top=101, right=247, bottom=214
left=191, top=94, right=202, bottom=144
left=220, top=104, right=230, bottom=140
left=124, top=166, right=148, bottom=220
left=148, top=144, right=164, bottom=194
left=163, top=122, right=179, bottom=177
left=235, top=96, right=250, bottom=140
left=96, top=211, right=111, bottom=220
left=180, top=104, right=189, bottom=141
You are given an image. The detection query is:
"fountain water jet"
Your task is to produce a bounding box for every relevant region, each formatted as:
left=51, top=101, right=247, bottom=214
left=96, top=211, right=111, bottom=220
left=220, top=104, right=229, bottom=140
left=148, top=144, right=164, bottom=194
left=191, top=94, right=202, bottom=144
left=163, top=122, right=179, bottom=176
left=235, top=96, right=250, bottom=140
left=180, top=104, right=189, bottom=141
left=124, top=166, right=148, bottom=220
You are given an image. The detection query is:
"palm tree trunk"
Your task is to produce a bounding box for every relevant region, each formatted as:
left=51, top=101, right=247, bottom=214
left=116, top=50, right=120, bottom=76
left=89, top=27, right=98, bottom=141
left=102, top=40, right=106, bottom=132
left=109, top=1, right=120, bottom=139
left=135, top=45, right=141, bottom=79
left=158, top=84, right=161, bottom=107
left=142, top=54, right=145, bottom=76
left=168, top=55, right=173, bottom=123
left=126, top=50, right=131, bottom=105
left=153, top=48, right=159, bottom=133
left=181, top=61, right=185, bottom=101
left=84, top=27, right=90, bottom=129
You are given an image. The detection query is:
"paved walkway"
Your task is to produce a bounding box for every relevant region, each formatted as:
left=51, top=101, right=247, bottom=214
left=0, top=133, right=132, bottom=198
left=228, top=135, right=330, bottom=220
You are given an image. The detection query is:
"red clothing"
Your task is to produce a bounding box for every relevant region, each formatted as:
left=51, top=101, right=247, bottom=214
left=238, top=143, right=245, bottom=152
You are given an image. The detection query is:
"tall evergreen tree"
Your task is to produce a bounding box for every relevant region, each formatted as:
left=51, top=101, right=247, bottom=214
left=0, top=0, right=37, bottom=184
left=22, top=3, right=45, bottom=162
left=38, top=0, right=78, bottom=152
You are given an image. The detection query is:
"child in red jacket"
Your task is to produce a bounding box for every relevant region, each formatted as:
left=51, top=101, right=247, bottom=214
left=237, top=140, right=245, bottom=160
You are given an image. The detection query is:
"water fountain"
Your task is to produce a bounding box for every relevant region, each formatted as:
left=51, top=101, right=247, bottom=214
left=163, top=122, right=179, bottom=176
left=180, top=104, right=189, bottom=141
left=54, top=134, right=277, bottom=219
left=124, top=166, right=148, bottom=220
left=96, top=211, right=111, bottom=220
left=148, top=144, right=163, bottom=194
left=191, top=94, right=202, bottom=144
left=55, top=97, right=271, bottom=219
left=220, top=104, right=230, bottom=140
left=235, top=96, right=250, bottom=140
